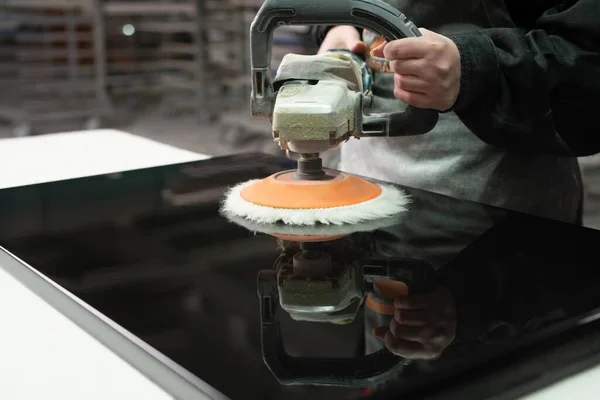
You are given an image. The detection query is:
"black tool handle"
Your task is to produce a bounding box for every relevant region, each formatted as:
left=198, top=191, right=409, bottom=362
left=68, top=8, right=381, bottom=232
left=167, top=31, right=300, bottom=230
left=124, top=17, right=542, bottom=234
left=257, top=270, right=407, bottom=387
left=362, top=257, right=438, bottom=294
left=250, top=0, right=439, bottom=135
left=361, top=102, right=438, bottom=137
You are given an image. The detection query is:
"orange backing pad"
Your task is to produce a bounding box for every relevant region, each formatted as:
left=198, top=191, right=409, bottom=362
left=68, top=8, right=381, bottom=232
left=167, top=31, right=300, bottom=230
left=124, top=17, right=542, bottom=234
left=240, top=170, right=382, bottom=209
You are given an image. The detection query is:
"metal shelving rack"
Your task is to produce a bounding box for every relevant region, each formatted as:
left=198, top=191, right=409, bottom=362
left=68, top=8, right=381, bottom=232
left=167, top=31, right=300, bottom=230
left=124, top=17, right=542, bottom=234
left=103, top=0, right=247, bottom=122
left=0, top=0, right=112, bottom=137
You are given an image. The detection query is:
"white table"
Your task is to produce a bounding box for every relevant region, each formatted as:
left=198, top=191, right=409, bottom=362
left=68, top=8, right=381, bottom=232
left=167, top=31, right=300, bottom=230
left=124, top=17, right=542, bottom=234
left=0, top=129, right=212, bottom=400
left=0, top=129, right=209, bottom=189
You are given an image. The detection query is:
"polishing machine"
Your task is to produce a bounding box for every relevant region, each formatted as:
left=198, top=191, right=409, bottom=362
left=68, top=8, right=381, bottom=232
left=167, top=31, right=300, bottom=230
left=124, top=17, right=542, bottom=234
left=250, top=0, right=440, bottom=180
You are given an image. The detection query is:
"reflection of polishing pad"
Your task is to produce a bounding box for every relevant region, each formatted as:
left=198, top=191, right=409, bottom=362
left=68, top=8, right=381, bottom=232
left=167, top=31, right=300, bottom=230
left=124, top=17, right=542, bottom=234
left=220, top=170, right=410, bottom=226
left=223, top=213, right=404, bottom=242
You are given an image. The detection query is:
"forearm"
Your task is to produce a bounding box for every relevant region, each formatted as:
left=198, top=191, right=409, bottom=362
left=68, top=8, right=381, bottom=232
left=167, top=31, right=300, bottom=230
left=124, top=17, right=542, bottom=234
left=312, top=26, right=333, bottom=47
left=312, top=25, right=361, bottom=54
left=446, top=0, right=600, bottom=156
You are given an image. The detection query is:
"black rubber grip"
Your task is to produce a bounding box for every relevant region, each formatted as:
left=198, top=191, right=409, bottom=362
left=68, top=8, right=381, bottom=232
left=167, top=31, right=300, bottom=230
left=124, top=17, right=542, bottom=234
left=251, top=0, right=421, bottom=69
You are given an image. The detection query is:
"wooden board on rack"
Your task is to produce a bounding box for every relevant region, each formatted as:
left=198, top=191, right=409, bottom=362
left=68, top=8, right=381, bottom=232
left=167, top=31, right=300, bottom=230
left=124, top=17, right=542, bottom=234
left=0, top=0, right=113, bottom=135
left=5, top=0, right=92, bottom=12
left=103, top=2, right=196, bottom=16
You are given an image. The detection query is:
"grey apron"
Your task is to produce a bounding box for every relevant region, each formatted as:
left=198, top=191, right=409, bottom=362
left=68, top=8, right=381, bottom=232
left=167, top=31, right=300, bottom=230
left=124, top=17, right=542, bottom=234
left=338, top=0, right=582, bottom=223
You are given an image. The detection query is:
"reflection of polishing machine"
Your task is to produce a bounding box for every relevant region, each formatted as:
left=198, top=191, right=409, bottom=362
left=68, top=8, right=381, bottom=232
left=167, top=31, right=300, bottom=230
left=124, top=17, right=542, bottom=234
left=257, top=238, right=435, bottom=386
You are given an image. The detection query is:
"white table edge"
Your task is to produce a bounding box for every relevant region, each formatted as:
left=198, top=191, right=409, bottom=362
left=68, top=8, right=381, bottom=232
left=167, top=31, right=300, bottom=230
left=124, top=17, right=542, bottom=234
left=0, top=246, right=228, bottom=400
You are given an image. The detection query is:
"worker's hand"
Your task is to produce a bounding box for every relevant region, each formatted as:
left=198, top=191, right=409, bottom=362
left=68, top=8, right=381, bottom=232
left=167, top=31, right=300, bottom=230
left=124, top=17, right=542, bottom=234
left=373, top=287, right=457, bottom=360
left=318, top=25, right=367, bottom=55
left=371, top=28, right=461, bottom=111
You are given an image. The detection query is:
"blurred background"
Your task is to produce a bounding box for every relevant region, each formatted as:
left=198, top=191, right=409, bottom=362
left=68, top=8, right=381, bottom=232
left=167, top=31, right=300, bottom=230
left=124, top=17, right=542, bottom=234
left=0, top=0, right=598, bottom=229
left=0, top=0, right=316, bottom=155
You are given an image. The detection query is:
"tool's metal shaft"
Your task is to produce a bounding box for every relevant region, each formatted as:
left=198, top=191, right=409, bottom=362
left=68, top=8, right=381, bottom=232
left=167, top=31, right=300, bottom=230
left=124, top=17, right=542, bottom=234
left=295, top=153, right=333, bottom=181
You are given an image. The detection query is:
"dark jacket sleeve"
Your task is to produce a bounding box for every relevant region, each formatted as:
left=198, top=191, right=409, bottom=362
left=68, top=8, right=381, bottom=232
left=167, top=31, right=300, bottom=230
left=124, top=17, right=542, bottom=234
left=445, top=0, right=600, bottom=156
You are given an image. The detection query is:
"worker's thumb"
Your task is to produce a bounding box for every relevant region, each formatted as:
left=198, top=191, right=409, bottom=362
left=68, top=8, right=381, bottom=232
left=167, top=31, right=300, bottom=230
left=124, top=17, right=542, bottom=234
left=370, top=41, right=386, bottom=58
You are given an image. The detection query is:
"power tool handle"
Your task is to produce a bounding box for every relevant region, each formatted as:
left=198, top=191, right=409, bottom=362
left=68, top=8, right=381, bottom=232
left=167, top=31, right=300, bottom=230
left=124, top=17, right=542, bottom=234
left=252, top=0, right=420, bottom=54
left=250, top=0, right=422, bottom=118
left=361, top=105, right=439, bottom=137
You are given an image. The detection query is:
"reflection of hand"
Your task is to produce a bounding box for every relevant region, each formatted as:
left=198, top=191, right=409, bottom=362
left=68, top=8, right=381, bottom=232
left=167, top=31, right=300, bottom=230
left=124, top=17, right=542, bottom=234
left=374, top=287, right=457, bottom=360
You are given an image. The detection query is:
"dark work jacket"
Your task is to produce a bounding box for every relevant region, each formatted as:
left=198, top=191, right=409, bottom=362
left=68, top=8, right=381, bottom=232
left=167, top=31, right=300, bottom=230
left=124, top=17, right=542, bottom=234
left=313, top=0, right=600, bottom=157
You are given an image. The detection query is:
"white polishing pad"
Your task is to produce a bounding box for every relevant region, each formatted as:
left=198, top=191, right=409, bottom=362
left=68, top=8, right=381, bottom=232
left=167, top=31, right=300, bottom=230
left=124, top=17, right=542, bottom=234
left=220, top=179, right=410, bottom=226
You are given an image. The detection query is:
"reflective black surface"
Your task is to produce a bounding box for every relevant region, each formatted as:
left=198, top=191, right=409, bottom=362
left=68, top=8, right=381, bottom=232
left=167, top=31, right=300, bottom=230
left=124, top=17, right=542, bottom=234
left=2, top=153, right=600, bottom=400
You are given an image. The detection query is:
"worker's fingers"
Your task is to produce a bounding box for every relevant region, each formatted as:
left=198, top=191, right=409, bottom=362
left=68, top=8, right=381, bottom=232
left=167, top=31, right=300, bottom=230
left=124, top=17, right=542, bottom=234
left=370, top=42, right=386, bottom=58
left=370, top=29, right=437, bottom=60
left=395, top=308, right=428, bottom=326
left=390, top=319, right=436, bottom=341
left=395, top=88, right=430, bottom=107
left=394, top=295, right=429, bottom=310
left=383, top=37, right=428, bottom=60
left=349, top=40, right=368, bottom=55
left=371, top=326, right=390, bottom=340
left=390, top=59, right=423, bottom=76
left=394, top=74, right=428, bottom=93
left=384, top=332, right=428, bottom=359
